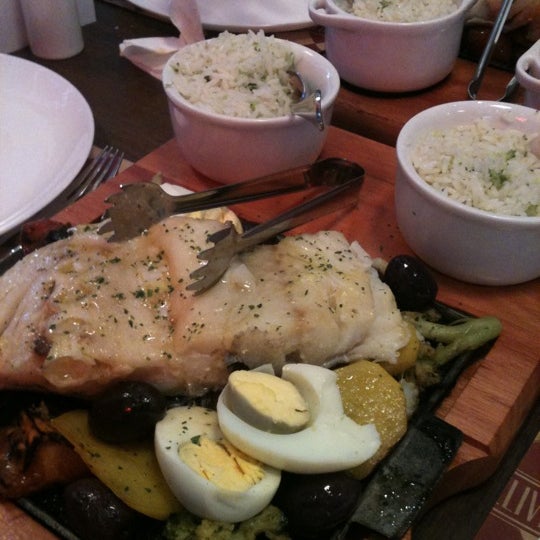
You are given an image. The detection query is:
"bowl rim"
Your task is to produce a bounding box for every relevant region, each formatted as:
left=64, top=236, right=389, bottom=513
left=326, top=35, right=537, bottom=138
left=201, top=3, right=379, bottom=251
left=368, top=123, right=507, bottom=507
left=310, top=0, right=476, bottom=29
left=162, top=36, right=340, bottom=127
left=396, top=100, right=540, bottom=226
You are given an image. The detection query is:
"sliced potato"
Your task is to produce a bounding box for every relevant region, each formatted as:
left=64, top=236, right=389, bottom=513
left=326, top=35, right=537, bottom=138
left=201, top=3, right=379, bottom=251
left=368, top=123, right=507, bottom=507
left=52, top=409, right=181, bottom=520
left=336, top=360, right=407, bottom=479
left=379, top=321, right=420, bottom=376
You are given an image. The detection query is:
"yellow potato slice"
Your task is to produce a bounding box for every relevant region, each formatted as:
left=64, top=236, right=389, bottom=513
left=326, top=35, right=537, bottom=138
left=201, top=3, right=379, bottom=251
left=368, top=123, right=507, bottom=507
left=378, top=321, right=420, bottom=376
left=52, top=409, right=181, bottom=520
left=336, top=360, right=407, bottom=479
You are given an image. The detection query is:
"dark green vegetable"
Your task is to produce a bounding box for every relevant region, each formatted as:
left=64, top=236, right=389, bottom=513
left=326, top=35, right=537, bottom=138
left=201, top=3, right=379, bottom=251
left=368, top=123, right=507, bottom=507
left=88, top=380, right=166, bottom=443
left=488, top=168, right=509, bottom=189
left=162, top=506, right=288, bottom=540
left=406, top=313, right=502, bottom=386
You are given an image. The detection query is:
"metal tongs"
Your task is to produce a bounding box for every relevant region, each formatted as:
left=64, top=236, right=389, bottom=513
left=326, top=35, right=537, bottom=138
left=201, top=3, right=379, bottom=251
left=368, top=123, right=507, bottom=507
left=467, top=0, right=519, bottom=101
left=99, top=158, right=364, bottom=293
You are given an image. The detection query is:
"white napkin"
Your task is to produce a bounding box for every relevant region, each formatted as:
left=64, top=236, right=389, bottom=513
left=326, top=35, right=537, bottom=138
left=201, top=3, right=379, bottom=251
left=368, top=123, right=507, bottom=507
left=119, top=0, right=204, bottom=80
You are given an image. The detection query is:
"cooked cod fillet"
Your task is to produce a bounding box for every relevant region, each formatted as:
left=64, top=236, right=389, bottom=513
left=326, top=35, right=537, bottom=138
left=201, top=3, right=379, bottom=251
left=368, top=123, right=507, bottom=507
left=0, top=216, right=408, bottom=397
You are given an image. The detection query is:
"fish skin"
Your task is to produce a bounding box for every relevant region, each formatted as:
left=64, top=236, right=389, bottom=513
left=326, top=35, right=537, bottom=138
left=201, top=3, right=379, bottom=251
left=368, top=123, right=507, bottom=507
left=0, top=216, right=407, bottom=397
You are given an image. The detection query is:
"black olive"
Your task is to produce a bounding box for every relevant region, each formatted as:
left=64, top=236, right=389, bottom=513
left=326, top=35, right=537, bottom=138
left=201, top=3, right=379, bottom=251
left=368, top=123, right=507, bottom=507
left=273, top=471, right=362, bottom=539
left=63, top=477, right=141, bottom=540
left=383, top=255, right=438, bottom=311
left=45, top=224, right=73, bottom=243
left=89, top=381, right=167, bottom=443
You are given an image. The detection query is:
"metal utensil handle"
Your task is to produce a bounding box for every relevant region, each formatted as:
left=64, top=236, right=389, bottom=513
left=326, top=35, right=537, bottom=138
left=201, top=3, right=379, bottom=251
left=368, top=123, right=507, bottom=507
left=467, top=0, right=515, bottom=100
left=291, top=89, right=324, bottom=131
left=168, top=158, right=358, bottom=215
left=235, top=171, right=364, bottom=253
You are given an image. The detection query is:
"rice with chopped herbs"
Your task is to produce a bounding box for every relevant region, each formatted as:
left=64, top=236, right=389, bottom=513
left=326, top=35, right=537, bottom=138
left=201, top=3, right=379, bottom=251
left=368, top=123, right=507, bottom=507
left=411, top=119, right=540, bottom=217
left=334, top=0, right=459, bottom=22
left=166, top=31, right=297, bottom=119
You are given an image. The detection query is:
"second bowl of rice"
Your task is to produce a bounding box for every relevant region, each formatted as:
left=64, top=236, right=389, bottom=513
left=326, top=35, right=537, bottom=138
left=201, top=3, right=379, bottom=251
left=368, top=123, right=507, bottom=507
left=395, top=101, right=540, bottom=286
left=308, top=0, right=476, bottom=92
left=162, top=31, right=340, bottom=183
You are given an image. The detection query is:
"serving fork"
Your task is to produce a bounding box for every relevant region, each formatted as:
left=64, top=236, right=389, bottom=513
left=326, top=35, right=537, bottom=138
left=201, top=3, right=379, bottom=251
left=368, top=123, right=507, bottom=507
left=99, top=158, right=363, bottom=242
left=187, top=164, right=364, bottom=294
left=0, top=145, right=124, bottom=273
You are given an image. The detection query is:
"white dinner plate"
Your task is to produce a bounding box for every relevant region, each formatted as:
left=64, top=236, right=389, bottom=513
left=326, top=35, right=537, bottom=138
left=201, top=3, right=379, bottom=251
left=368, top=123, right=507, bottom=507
left=127, top=0, right=314, bottom=32
left=0, top=54, right=94, bottom=238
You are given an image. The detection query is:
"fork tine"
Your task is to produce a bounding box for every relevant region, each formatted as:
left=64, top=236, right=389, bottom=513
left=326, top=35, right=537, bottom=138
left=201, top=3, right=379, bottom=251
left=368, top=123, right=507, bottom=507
left=199, top=227, right=235, bottom=254
left=187, top=256, right=232, bottom=293
left=66, top=146, right=110, bottom=200
left=189, top=259, right=215, bottom=279
left=68, top=146, right=124, bottom=201
left=186, top=227, right=239, bottom=293
left=83, top=147, right=124, bottom=195
left=185, top=273, right=221, bottom=293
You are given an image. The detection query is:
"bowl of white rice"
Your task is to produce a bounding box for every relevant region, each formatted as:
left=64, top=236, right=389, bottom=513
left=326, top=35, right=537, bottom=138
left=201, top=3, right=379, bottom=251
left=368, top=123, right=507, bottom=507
left=308, top=0, right=476, bottom=92
left=162, top=31, right=340, bottom=183
left=395, top=101, right=540, bottom=286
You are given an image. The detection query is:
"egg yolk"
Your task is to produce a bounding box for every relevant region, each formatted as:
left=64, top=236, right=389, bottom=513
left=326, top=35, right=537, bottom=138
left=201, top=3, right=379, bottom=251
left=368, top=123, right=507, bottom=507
left=227, top=370, right=310, bottom=434
left=179, top=436, right=266, bottom=491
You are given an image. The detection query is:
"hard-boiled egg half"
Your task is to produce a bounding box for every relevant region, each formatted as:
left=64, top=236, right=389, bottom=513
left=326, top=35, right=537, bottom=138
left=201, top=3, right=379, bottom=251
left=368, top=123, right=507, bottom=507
left=155, top=364, right=380, bottom=522
left=154, top=405, right=281, bottom=522
left=217, top=363, right=381, bottom=473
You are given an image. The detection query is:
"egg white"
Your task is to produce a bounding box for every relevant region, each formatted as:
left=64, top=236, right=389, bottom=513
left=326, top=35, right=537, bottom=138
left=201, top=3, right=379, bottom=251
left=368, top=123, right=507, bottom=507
left=154, top=405, right=281, bottom=523
left=217, top=364, right=381, bottom=474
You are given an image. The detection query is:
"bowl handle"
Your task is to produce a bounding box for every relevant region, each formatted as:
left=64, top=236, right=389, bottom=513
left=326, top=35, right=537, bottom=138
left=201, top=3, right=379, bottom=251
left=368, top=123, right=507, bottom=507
left=308, top=0, right=361, bottom=30
left=516, top=40, right=540, bottom=80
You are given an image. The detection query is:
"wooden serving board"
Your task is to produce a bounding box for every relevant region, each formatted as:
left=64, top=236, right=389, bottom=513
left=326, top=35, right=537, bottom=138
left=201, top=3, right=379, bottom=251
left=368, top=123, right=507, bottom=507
left=54, top=125, right=540, bottom=493
left=1, top=126, right=539, bottom=537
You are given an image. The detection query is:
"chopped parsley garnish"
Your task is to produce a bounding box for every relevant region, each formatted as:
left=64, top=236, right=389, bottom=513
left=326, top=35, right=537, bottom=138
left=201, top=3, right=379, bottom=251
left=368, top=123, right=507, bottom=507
left=488, top=169, right=509, bottom=190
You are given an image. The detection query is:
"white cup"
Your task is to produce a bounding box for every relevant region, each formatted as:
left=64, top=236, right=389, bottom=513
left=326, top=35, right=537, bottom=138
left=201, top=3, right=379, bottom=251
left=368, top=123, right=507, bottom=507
left=0, top=0, right=28, bottom=53
left=516, top=40, right=540, bottom=110
left=76, top=0, right=97, bottom=26
left=20, top=0, right=84, bottom=59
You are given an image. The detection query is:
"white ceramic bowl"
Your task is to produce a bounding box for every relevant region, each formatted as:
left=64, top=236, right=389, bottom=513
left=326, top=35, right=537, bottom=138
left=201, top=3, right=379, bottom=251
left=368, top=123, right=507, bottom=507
left=395, top=101, right=540, bottom=286
left=162, top=38, right=340, bottom=183
left=308, top=0, right=475, bottom=92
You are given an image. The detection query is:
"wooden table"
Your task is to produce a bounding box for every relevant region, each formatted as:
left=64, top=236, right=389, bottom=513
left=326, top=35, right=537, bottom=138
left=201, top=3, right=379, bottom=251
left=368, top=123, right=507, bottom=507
left=4, top=2, right=538, bottom=539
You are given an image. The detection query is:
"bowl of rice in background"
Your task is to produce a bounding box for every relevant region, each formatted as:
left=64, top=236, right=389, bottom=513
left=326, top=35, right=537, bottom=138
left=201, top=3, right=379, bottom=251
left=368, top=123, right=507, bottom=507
left=395, top=101, right=540, bottom=286
left=308, top=0, right=476, bottom=92
left=162, top=31, right=340, bottom=183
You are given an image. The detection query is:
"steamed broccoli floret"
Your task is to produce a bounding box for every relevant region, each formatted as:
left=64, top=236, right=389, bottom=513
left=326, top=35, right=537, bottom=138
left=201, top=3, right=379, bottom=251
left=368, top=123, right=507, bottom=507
left=404, top=313, right=502, bottom=387
left=162, top=506, right=289, bottom=540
